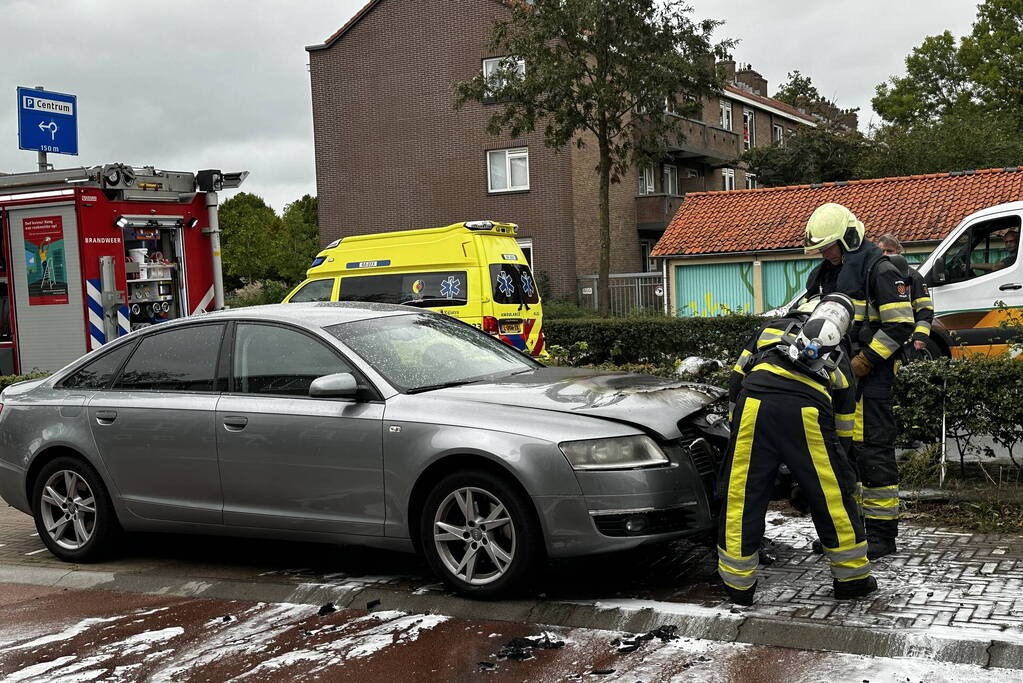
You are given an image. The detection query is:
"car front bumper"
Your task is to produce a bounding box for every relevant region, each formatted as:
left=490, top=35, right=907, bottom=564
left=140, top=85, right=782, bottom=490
left=533, top=443, right=718, bottom=558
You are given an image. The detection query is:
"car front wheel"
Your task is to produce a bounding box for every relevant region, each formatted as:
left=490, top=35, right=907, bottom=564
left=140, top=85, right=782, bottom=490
left=420, top=469, right=543, bottom=599
left=32, top=456, right=120, bottom=563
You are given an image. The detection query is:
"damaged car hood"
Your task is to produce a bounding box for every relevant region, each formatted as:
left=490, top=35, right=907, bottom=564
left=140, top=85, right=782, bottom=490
left=428, top=367, right=725, bottom=440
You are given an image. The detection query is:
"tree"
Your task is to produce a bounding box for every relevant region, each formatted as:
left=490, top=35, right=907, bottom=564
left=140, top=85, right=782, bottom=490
left=774, top=71, right=858, bottom=129
left=961, top=0, right=1023, bottom=129
left=219, top=192, right=283, bottom=286
left=455, top=0, right=730, bottom=315
left=739, top=125, right=868, bottom=187
left=278, top=195, right=320, bottom=284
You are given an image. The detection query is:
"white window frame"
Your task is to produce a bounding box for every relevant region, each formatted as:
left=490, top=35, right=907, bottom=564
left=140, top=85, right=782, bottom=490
left=719, top=99, right=732, bottom=130
left=744, top=173, right=757, bottom=190
left=772, top=123, right=784, bottom=146
left=487, top=148, right=530, bottom=193
left=663, top=164, right=679, bottom=196
left=722, top=168, right=735, bottom=191
left=482, top=56, right=525, bottom=95
left=638, top=166, right=655, bottom=195
left=743, top=109, right=756, bottom=149
left=516, top=238, right=533, bottom=267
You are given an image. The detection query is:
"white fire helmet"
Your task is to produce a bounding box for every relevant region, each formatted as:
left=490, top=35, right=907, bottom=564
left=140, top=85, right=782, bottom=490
left=790, top=294, right=854, bottom=369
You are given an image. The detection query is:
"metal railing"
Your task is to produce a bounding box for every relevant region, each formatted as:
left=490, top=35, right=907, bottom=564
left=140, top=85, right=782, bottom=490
left=577, top=272, right=665, bottom=316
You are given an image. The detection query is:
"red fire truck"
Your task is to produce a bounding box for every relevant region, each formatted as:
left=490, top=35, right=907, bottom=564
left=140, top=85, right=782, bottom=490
left=0, top=163, right=247, bottom=374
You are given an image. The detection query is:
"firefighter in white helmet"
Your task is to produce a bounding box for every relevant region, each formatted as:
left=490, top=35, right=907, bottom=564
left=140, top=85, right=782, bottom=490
left=719, top=294, right=876, bottom=605
left=801, top=203, right=914, bottom=561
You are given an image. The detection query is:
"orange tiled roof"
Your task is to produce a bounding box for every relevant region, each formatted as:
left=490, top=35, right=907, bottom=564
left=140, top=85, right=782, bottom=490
left=723, top=85, right=815, bottom=124
left=652, top=167, right=1023, bottom=257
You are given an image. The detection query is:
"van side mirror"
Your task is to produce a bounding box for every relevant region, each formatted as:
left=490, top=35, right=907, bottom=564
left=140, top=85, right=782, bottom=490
left=929, top=257, right=947, bottom=286
left=309, top=372, right=358, bottom=399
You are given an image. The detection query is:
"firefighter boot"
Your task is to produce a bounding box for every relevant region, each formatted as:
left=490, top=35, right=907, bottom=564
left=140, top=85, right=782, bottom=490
left=867, top=536, right=897, bottom=560
left=833, top=575, right=878, bottom=600
left=724, top=581, right=756, bottom=607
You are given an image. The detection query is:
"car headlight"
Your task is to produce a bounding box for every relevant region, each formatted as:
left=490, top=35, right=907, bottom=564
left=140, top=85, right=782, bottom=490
left=559, top=435, right=669, bottom=471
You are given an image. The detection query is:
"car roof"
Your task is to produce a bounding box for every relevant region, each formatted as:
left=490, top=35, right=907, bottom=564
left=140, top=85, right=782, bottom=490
left=200, top=301, right=420, bottom=327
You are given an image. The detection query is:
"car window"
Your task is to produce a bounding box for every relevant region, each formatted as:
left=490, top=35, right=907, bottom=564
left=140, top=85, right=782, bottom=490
left=234, top=323, right=353, bottom=396
left=114, top=324, right=224, bottom=392
left=61, top=341, right=136, bottom=390
left=289, top=279, right=334, bottom=303
left=338, top=271, right=468, bottom=307
left=941, top=216, right=1021, bottom=283
left=327, top=312, right=537, bottom=392
left=489, top=264, right=540, bottom=305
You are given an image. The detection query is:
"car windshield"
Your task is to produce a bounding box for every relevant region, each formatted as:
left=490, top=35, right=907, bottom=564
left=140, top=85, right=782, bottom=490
left=325, top=313, right=539, bottom=392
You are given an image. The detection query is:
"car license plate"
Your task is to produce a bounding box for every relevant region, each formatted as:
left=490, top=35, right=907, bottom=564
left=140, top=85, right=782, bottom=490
left=500, top=321, right=522, bottom=334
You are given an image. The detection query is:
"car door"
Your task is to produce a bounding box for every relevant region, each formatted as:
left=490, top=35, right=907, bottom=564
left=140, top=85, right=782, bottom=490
left=87, top=323, right=225, bottom=524
left=216, top=321, right=385, bottom=536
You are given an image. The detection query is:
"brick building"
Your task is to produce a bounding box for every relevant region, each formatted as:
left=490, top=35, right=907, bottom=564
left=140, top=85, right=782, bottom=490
left=307, top=0, right=817, bottom=299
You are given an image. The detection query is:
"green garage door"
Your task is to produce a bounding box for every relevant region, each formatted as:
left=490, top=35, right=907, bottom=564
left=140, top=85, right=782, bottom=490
left=675, top=262, right=754, bottom=317
left=762, top=258, right=818, bottom=311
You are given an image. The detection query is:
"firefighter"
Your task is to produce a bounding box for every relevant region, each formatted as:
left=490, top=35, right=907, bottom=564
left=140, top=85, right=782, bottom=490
left=876, top=233, right=934, bottom=359
left=719, top=294, right=876, bottom=605
left=803, top=204, right=914, bottom=560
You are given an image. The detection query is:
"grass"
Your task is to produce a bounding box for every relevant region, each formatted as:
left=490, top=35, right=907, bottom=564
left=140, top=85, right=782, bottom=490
left=902, top=498, right=1023, bottom=534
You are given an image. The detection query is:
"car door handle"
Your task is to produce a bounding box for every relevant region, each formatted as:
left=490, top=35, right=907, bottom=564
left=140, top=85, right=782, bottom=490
left=999, top=283, right=1022, bottom=291
left=94, top=410, right=117, bottom=425
left=223, top=416, right=248, bottom=431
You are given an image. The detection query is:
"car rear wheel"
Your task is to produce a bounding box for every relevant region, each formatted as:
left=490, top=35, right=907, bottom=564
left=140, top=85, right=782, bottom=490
left=32, top=456, right=120, bottom=563
left=420, top=469, right=543, bottom=599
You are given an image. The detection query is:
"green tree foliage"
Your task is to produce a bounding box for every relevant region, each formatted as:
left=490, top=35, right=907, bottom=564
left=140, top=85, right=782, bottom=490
left=773, top=70, right=822, bottom=107
left=278, top=195, right=320, bottom=284
left=740, top=125, right=867, bottom=187
left=962, top=0, right=1023, bottom=129
left=219, top=193, right=282, bottom=286
left=455, top=0, right=731, bottom=315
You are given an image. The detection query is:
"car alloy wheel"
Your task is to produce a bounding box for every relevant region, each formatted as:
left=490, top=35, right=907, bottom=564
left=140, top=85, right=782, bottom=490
left=39, top=469, right=97, bottom=551
left=433, top=486, right=516, bottom=585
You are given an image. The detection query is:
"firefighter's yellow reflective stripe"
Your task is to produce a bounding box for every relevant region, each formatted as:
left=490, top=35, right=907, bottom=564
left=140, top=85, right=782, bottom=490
left=852, top=298, right=867, bottom=321
left=822, top=541, right=868, bottom=564
left=802, top=406, right=856, bottom=549
left=914, top=321, right=932, bottom=336
left=868, top=330, right=902, bottom=360
left=863, top=485, right=900, bottom=519
left=725, top=398, right=760, bottom=558
left=720, top=573, right=757, bottom=590
left=732, top=349, right=753, bottom=375
left=864, top=507, right=899, bottom=520
left=862, top=485, right=899, bottom=498
left=755, top=328, right=785, bottom=349
left=867, top=303, right=880, bottom=322
left=828, top=368, right=849, bottom=390
left=717, top=547, right=759, bottom=571
left=835, top=412, right=855, bottom=437
left=879, top=301, right=915, bottom=324
left=853, top=398, right=864, bottom=443
left=750, top=362, right=829, bottom=398
left=912, top=296, right=933, bottom=310
left=832, top=563, right=871, bottom=581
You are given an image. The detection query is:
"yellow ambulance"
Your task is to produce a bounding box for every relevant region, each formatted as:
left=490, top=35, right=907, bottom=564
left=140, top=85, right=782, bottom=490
left=284, top=221, right=545, bottom=356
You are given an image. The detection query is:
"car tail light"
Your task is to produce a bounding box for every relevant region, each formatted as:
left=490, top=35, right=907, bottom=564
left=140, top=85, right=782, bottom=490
left=482, top=316, right=499, bottom=334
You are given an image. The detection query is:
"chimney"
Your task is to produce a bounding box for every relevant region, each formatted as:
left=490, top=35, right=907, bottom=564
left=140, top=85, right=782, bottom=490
left=736, top=63, right=768, bottom=97
left=716, top=57, right=736, bottom=82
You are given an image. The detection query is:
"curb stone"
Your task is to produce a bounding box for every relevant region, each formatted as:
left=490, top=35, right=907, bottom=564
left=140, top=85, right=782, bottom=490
left=1, top=565, right=1021, bottom=669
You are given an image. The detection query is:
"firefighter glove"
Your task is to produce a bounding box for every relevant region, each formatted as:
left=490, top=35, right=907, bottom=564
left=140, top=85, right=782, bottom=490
left=851, top=352, right=873, bottom=377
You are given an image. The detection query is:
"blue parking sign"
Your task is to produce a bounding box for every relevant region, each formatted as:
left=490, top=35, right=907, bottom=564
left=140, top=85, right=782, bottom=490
left=17, top=87, right=78, bottom=155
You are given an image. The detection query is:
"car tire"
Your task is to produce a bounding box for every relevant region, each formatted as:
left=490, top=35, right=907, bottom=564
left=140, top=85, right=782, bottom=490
left=32, top=456, right=121, bottom=563
left=419, top=469, right=544, bottom=599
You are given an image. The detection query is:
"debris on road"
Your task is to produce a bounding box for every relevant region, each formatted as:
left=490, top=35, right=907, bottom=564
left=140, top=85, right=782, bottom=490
left=495, top=631, right=566, bottom=661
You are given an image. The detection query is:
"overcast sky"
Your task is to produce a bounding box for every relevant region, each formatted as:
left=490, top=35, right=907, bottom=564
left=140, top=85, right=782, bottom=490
left=1, top=1, right=979, bottom=213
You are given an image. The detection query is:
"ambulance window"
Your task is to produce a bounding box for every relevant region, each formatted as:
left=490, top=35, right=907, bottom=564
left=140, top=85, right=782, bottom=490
left=232, top=323, right=353, bottom=396
left=114, top=324, right=224, bottom=393
left=339, top=271, right=469, bottom=307
left=61, top=342, right=136, bottom=390
left=489, top=264, right=540, bottom=305
left=289, top=279, right=334, bottom=303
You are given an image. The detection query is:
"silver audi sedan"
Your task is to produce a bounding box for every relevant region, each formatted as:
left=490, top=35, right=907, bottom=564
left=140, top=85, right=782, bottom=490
left=0, top=303, right=728, bottom=598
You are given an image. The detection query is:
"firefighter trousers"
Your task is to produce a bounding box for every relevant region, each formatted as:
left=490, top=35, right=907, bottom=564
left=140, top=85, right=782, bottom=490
left=717, top=390, right=871, bottom=594
left=853, top=362, right=900, bottom=540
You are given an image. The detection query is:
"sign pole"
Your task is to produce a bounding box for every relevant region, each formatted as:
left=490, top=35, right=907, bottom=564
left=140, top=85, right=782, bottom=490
left=34, top=86, right=48, bottom=171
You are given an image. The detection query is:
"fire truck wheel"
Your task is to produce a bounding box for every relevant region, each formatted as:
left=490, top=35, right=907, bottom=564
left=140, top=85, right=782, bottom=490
left=32, top=456, right=121, bottom=563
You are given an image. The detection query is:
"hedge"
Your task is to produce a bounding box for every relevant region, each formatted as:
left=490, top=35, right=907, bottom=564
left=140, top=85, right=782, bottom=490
left=0, top=373, right=49, bottom=392
left=544, top=316, right=764, bottom=364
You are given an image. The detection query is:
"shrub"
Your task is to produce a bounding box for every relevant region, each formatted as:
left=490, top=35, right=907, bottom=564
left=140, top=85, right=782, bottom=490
left=542, top=300, right=593, bottom=319
left=0, top=372, right=50, bottom=391
left=225, top=280, right=294, bottom=308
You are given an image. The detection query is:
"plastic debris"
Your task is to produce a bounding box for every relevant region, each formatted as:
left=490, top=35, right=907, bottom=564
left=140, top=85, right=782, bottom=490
left=612, top=625, right=679, bottom=654
left=318, top=602, right=337, bottom=616
left=495, top=632, right=565, bottom=661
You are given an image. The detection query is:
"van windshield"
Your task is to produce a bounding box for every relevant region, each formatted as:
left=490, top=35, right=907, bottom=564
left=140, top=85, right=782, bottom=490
left=489, top=264, right=540, bottom=306
left=338, top=271, right=468, bottom=307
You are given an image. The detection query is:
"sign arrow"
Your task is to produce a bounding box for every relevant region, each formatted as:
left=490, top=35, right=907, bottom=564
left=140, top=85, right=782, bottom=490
left=38, top=120, right=59, bottom=140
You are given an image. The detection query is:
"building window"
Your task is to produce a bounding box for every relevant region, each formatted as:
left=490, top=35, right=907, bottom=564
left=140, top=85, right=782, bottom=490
left=487, top=148, right=529, bottom=192
left=744, top=173, right=757, bottom=190
left=516, top=238, right=533, bottom=267
left=482, top=56, right=525, bottom=96
left=638, top=166, right=655, bottom=195
left=719, top=99, right=732, bottom=130
left=772, top=124, right=784, bottom=146
left=683, top=167, right=700, bottom=179
left=639, top=240, right=658, bottom=272
left=663, top=164, right=679, bottom=196
left=743, top=109, right=756, bottom=150
left=722, top=168, right=735, bottom=191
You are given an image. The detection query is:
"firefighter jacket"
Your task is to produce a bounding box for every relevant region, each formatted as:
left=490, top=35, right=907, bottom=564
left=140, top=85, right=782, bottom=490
left=730, top=317, right=856, bottom=453
left=907, top=267, right=934, bottom=343
left=804, top=241, right=914, bottom=367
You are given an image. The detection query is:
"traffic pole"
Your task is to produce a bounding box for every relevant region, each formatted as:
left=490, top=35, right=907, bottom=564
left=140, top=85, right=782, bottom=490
left=35, top=86, right=48, bottom=172
left=205, top=190, right=226, bottom=310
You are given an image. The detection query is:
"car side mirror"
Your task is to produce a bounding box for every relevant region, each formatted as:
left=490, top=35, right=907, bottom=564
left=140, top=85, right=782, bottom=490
left=309, top=372, right=358, bottom=399
left=929, top=256, right=947, bottom=285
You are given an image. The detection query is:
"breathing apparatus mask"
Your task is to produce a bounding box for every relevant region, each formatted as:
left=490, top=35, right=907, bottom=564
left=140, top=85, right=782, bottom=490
left=782, top=294, right=854, bottom=374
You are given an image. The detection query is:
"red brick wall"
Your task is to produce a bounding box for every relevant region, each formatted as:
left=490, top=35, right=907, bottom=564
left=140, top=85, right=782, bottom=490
left=309, top=0, right=579, bottom=298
